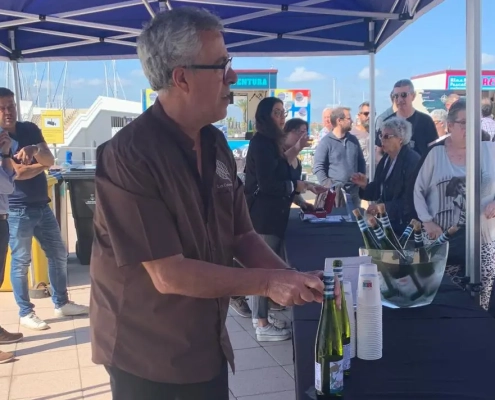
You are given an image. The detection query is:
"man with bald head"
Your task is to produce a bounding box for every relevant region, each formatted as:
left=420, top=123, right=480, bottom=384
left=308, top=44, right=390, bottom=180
left=318, top=107, right=332, bottom=142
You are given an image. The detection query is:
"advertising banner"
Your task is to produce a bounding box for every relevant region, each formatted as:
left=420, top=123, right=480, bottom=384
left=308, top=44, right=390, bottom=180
left=141, top=89, right=158, bottom=111
left=271, top=89, right=311, bottom=123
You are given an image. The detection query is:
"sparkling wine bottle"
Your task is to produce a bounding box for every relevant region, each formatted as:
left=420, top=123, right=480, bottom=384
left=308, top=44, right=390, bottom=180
left=367, top=216, right=407, bottom=259
left=332, top=260, right=351, bottom=378
left=315, top=270, right=344, bottom=398
left=398, top=220, right=416, bottom=248
left=376, top=203, right=403, bottom=251
left=425, top=225, right=460, bottom=251
left=413, top=220, right=429, bottom=263
left=352, top=208, right=379, bottom=249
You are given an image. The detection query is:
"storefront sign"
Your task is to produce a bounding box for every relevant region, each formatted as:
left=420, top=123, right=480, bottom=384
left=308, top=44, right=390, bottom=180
left=447, top=75, right=495, bottom=90
left=231, top=73, right=277, bottom=90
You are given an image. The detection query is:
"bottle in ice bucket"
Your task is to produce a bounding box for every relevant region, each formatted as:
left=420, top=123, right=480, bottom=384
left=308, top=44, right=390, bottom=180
left=413, top=220, right=430, bottom=263
left=332, top=260, right=351, bottom=378
left=425, top=225, right=459, bottom=252
left=398, top=219, right=416, bottom=248
left=352, top=208, right=379, bottom=249
left=376, top=203, right=403, bottom=251
left=367, top=216, right=407, bottom=259
left=315, top=270, right=344, bottom=397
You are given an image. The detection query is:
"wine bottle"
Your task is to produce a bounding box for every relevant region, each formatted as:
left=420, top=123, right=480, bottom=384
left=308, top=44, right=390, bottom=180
left=398, top=220, right=416, bottom=248
left=376, top=203, right=403, bottom=251
left=425, top=225, right=459, bottom=251
left=332, top=260, right=351, bottom=378
left=352, top=208, right=379, bottom=250
left=413, top=220, right=429, bottom=263
left=367, top=216, right=407, bottom=259
left=315, top=270, right=344, bottom=397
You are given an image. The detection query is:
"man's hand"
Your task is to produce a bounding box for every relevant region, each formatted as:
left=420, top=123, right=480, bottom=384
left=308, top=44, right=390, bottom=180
left=265, top=269, right=324, bottom=306
left=423, top=221, right=443, bottom=240
left=0, top=132, right=11, bottom=154
left=15, top=145, right=38, bottom=165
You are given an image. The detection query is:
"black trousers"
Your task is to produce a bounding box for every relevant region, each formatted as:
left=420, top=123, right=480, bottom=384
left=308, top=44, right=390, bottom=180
left=105, top=363, right=229, bottom=400
left=0, top=220, right=9, bottom=289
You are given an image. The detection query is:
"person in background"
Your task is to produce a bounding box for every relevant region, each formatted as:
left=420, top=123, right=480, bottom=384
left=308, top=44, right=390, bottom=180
left=0, top=130, right=22, bottom=364
left=351, top=117, right=420, bottom=234
left=376, top=79, right=438, bottom=158
left=0, top=88, right=88, bottom=331
left=244, top=98, right=326, bottom=342
left=351, top=101, right=370, bottom=176
left=430, top=109, right=448, bottom=138
left=413, top=100, right=495, bottom=311
left=375, top=93, right=397, bottom=165
left=445, top=93, right=460, bottom=111
left=313, top=107, right=366, bottom=208
left=317, top=107, right=332, bottom=142
left=90, top=9, right=326, bottom=399
left=481, top=98, right=495, bottom=140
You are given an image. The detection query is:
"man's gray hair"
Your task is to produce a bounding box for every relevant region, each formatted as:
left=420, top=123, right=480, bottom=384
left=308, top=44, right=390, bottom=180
left=430, top=109, right=447, bottom=124
left=137, top=7, right=223, bottom=91
left=393, top=79, right=415, bottom=93
left=358, top=102, right=369, bottom=111
left=330, top=107, right=350, bottom=127
left=381, top=117, right=412, bottom=145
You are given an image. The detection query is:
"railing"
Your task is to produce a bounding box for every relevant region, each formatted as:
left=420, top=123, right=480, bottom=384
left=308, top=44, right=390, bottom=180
left=49, top=145, right=97, bottom=166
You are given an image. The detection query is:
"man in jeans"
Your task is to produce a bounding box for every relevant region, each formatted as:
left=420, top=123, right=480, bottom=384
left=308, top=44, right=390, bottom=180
left=0, top=128, right=23, bottom=363
left=0, top=88, right=88, bottom=330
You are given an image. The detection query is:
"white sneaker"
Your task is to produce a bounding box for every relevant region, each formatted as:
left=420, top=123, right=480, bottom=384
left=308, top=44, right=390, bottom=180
left=20, top=313, right=49, bottom=331
left=54, top=301, right=89, bottom=317
left=256, top=324, right=291, bottom=342
left=252, top=313, right=288, bottom=329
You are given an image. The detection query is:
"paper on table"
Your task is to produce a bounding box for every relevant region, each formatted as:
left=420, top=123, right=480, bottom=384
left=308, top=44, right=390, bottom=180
left=324, top=256, right=372, bottom=306
left=301, top=214, right=344, bottom=223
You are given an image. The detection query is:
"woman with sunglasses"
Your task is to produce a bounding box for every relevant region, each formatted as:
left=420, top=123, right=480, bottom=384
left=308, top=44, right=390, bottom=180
left=351, top=117, right=420, bottom=234
left=414, top=100, right=495, bottom=313
left=244, top=98, right=325, bottom=342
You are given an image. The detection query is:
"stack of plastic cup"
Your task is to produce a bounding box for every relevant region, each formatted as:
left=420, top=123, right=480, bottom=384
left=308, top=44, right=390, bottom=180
left=343, top=280, right=356, bottom=359
left=356, top=263, right=383, bottom=361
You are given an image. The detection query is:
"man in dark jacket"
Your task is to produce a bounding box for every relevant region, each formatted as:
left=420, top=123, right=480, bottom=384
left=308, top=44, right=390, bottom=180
left=313, top=107, right=366, bottom=208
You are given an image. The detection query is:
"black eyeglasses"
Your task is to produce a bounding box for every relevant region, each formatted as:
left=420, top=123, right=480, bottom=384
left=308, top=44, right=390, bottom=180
left=379, top=133, right=398, bottom=140
left=392, top=92, right=410, bottom=100
left=183, top=57, right=232, bottom=82
left=273, top=109, right=289, bottom=118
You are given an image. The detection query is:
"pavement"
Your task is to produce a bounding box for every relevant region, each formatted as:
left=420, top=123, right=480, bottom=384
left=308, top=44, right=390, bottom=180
left=0, top=203, right=297, bottom=400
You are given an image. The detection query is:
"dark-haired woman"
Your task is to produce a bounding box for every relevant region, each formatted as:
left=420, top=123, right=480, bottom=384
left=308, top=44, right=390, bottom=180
left=244, top=98, right=325, bottom=342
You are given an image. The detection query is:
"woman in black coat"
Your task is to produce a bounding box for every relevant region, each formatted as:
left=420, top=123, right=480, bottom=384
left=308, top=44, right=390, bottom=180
left=351, top=116, right=420, bottom=235
left=244, top=97, right=325, bottom=342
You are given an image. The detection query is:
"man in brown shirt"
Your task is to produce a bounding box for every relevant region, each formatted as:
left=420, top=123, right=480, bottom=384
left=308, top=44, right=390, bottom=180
left=90, top=7, right=325, bottom=400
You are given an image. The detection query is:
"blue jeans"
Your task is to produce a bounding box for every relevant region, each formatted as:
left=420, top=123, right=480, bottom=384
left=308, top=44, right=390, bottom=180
left=9, top=204, right=69, bottom=317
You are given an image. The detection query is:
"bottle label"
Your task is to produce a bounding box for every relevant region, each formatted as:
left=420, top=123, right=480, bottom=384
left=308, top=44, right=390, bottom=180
left=329, top=360, right=344, bottom=393
left=343, top=344, right=351, bottom=371
left=395, top=275, right=419, bottom=298
left=315, top=362, right=322, bottom=391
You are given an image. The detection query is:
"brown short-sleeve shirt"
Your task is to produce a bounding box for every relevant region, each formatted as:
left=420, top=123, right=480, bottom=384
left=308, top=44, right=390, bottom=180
left=90, top=99, right=253, bottom=384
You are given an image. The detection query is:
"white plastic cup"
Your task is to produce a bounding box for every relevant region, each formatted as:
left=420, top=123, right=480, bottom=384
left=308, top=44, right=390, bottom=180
left=359, top=263, right=378, bottom=275
left=357, top=274, right=382, bottom=305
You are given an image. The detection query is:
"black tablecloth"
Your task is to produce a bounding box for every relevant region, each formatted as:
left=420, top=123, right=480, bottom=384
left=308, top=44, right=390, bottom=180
left=286, top=209, right=495, bottom=400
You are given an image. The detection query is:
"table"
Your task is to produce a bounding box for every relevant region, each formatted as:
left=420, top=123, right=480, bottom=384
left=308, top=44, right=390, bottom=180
left=286, top=209, right=495, bottom=400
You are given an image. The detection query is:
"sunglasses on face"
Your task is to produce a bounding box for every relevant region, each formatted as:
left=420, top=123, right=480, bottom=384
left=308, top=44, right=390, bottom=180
left=360, top=112, right=370, bottom=117
left=392, top=92, right=410, bottom=100
left=183, top=57, right=233, bottom=83
left=379, top=133, right=398, bottom=140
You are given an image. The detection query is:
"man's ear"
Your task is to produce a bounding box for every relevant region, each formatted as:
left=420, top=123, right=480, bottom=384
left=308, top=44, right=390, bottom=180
left=171, top=67, right=190, bottom=93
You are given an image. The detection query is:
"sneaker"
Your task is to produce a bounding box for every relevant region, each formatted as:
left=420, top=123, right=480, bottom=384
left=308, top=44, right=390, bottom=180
left=0, top=350, right=14, bottom=364
left=256, top=324, right=291, bottom=342
left=229, top=297, right=252, bottom=318
left=269, top=300, right=286, bottom=311
left=0, top=327, right=23, bottom=344
left=252, top=313, right=289, bottom=329
left=54, top=301, right=89, bottom=317
left=20, top=313, right=49, bottom=330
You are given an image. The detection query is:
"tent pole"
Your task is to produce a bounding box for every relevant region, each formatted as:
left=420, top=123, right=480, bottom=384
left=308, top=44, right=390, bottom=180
left=8, top=30, right=22, bottom=120
left=368, top=20, right=376, bottom=180
left=465, top=0, right=482, bottom=303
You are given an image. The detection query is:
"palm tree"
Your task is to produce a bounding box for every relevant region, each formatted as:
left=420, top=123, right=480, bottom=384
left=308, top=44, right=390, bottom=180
left=235, top=99, right=247, bottom=130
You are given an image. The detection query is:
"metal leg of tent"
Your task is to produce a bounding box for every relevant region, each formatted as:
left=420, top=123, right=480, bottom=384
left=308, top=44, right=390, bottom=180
left=368, top=21, right=376, bottom=180
left=8, top=30, right=22, bottom=120
left=465, top=0, right=482, bottom=303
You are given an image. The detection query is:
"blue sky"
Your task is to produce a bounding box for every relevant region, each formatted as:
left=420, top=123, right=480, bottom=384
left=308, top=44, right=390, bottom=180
left=2, top=0, right=494, bottom=122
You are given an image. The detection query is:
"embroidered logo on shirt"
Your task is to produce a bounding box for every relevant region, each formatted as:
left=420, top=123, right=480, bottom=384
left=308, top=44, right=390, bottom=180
left=216, top=160, right=233, bottom=189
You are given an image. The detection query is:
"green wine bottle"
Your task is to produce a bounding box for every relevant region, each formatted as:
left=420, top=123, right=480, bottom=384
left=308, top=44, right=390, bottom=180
left=332, top=260, right=351, bottom=378
left=425, top=225, right=459, bottom=251
left=413, top=220, right=429, bottom=263
left=367, top=216, right=407, bottom=259
left=352, top=208, right=379, bottom=249
left=315, top=270, right=344, bottom=397
left=398, top=220, right=416, bottom=248
left=376, top=203, right=403, bottom=251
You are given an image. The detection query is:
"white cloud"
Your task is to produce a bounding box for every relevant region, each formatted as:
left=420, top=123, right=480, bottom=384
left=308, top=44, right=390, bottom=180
left=358, top=66, right=380, bottom=79
left=71, top=78, right=104, bottom=87
left=130, top=69, right=145, bottom=77
left=286, top=67, right=325, bottom=82
left=482, top=53, right=495, bottom=65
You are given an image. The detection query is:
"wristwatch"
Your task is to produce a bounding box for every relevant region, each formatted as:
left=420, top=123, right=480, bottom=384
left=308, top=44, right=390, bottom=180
left=1, top=150, right=12, bottom=158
